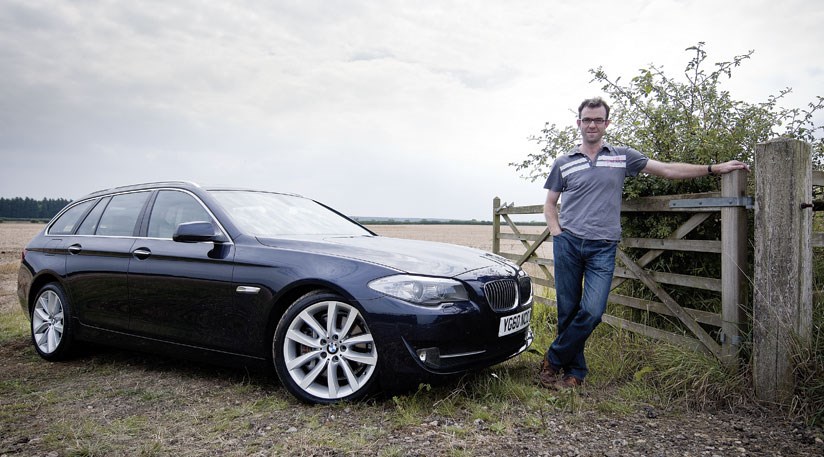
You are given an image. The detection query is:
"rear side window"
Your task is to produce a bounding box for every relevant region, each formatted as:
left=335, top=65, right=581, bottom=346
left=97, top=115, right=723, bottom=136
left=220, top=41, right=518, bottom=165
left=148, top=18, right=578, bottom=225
left=147, top=190, right=213, bottom=239
left=76, top=197, right=110, bottom=235
left=96, top=192, right=150, bottom=236
left=49, top=200, right=94, bottom=235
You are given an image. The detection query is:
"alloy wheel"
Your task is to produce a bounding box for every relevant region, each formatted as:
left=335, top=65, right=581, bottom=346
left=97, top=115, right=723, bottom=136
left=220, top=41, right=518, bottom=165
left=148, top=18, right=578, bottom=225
left=32, top=289, right=65, bottom=355
left=281, top=299, right=378, bottom=401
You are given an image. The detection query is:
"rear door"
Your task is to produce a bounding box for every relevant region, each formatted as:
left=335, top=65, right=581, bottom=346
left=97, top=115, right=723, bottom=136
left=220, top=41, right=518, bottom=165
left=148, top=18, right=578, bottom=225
left=26, top=199, right=99, bottom=302
left=64, top=191, right=150, bottom=330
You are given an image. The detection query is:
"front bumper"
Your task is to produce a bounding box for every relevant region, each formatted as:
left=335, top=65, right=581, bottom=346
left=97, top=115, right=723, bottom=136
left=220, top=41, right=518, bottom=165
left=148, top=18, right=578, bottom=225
left=365, top=296, right=534, bottom=386
left=407, top=326, right=534, bottom=372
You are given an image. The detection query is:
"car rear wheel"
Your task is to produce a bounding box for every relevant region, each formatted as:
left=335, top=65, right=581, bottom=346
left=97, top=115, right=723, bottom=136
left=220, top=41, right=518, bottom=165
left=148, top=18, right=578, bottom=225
left=31, top=283, right=75, bottom=360
left=273, top=291, right=379, bottom=403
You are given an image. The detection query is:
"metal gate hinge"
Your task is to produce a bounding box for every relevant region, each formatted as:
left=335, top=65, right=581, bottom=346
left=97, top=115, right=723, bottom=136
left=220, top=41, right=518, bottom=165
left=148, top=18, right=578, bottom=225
left=719, top=332, right=742, bottom=346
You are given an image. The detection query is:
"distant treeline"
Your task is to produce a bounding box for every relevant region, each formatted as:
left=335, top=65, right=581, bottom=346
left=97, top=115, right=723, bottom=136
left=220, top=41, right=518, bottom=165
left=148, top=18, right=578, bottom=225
left=0, top=197, right=70, bottom=220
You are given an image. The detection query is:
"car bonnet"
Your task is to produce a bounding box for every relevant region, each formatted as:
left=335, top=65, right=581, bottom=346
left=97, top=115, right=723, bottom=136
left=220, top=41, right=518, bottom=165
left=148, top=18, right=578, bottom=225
left=255, top=235, right=517, bottom=278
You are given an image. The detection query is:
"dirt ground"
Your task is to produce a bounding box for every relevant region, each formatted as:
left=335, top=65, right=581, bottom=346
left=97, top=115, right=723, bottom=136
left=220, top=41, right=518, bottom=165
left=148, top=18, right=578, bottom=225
left=1, top=222, right=822, bottom=456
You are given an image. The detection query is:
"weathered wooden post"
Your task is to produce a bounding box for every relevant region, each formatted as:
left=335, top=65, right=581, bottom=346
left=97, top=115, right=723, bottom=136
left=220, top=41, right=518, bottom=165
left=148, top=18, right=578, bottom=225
left=753, top=138, right=813, bottom=403
left=492, top=197, right=501, bottom=255
left=720, top=170, right=748, bottom=369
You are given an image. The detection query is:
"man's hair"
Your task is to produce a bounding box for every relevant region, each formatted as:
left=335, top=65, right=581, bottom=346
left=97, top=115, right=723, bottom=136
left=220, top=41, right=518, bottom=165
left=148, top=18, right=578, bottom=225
left=578, top=97, right=610, bottom=120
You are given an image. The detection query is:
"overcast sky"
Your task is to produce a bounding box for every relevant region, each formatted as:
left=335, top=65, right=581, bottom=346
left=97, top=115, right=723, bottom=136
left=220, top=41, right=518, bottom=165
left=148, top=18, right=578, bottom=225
left=1, top=1, right=822, bottom=220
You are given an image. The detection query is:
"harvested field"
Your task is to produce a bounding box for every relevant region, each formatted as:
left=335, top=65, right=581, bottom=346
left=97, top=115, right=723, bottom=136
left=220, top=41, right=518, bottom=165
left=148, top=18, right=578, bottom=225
left=367, top=224, right=497, bottom=250
left=0, top=222, right=42, bottom=261
left=0, top=222, right=43, bottom=313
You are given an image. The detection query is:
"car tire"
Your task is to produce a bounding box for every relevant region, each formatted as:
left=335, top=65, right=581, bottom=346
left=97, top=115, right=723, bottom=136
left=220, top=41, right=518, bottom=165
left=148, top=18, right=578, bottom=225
left=30, top=283, right=76, bottom=361
left=273, top=291, right=379, bottom=404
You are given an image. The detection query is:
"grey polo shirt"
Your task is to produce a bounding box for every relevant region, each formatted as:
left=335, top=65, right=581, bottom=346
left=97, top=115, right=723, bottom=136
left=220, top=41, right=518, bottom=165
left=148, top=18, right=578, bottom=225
left=543, top=143, right=649, bottom=241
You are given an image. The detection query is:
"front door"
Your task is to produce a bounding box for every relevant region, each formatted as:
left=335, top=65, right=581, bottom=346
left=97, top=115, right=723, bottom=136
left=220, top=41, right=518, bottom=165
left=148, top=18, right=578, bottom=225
left=127, top=190, right=241, bottom=353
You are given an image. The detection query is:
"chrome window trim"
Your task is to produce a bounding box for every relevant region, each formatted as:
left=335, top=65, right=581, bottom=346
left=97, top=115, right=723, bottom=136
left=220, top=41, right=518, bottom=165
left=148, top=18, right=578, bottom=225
left=46, top=189, right=153, bottom=236
left=44, top=187, right=233, bottom=246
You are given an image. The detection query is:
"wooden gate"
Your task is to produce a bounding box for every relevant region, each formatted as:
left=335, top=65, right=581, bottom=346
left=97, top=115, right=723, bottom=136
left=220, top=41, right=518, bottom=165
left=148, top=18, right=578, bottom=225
left=494, top=139, right=822, bottom=387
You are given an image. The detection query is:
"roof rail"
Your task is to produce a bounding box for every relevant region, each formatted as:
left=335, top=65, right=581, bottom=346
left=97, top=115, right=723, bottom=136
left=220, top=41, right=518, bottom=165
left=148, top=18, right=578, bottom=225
left=83, top=181, right=201, bottom=198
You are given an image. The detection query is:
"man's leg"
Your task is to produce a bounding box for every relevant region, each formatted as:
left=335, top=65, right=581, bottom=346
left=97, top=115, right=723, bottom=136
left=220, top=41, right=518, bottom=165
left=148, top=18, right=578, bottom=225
left=561, top=239, right=618, bottom=380
left=546, top=232, right=584, bottom=372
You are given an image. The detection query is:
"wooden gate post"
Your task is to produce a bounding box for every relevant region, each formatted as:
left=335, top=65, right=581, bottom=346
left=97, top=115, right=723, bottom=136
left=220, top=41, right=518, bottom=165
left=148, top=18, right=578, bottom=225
left=492, top=197, right=501, bottom=255
left=720, top=170, right=748, bottom=369
left=753, top=138, right=813, bottom=404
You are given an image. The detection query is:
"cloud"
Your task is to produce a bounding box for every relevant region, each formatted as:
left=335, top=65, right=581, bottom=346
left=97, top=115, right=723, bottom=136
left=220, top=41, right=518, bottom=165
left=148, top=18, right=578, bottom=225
left=1, top=0, right=822, bottom=220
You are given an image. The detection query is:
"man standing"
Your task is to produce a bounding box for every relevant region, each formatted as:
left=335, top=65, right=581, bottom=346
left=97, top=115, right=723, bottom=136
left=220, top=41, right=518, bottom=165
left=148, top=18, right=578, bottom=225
left=539, top=97, right=749, bottom=389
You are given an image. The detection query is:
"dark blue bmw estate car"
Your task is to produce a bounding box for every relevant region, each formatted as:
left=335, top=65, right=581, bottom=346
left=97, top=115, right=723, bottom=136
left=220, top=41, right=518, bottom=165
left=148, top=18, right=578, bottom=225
left=17, top=181, right=533, bottom=403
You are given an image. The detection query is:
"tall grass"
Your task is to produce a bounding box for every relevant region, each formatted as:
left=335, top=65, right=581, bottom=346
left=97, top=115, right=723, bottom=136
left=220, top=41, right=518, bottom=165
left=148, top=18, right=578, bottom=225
left=792, top=329, right=824, bottom=425
left=534, top=290, right=822, bottom=424
left=579, top=312, right=749, bottom=412
left=792, top=258, right=824, bottom=425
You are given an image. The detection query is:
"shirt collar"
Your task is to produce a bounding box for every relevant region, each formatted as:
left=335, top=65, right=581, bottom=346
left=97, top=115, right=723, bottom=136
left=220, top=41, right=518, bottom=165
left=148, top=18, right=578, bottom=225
left=567, top=142, right=614, bottom=157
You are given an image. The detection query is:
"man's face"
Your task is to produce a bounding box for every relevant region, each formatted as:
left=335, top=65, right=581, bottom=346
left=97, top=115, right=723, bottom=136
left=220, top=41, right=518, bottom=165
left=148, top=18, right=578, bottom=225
left=577, top=106, right=609, bottom=145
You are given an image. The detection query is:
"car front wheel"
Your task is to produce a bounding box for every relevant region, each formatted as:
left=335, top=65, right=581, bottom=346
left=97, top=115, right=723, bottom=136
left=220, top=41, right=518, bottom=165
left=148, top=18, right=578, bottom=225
left=273, top=291, right=379, bottom=403
left=31, top=283, right=75, bottom=361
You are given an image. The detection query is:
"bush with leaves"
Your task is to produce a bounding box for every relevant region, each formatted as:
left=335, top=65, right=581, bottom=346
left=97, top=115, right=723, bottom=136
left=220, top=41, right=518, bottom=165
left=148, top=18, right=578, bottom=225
left=512, top=42, right=823, bottom=183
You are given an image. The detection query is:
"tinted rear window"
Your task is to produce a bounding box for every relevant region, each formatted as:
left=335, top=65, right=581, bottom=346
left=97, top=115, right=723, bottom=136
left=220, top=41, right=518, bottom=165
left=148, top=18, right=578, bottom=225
left=76, top=197, right=110, bottom=235
left=49, top=200, right=95, bottom=235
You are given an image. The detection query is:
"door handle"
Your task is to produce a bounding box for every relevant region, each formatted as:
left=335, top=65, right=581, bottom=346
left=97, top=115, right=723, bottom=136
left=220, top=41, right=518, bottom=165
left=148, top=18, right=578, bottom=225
left=67, top=244, right=82, bottom=255
left=132, top=248, right=151, bottom=260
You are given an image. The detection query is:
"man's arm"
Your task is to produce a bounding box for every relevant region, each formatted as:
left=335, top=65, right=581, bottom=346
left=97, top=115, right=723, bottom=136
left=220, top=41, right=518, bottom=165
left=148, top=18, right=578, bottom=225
left=544, top=190, right=563, bottom=236
left=642, top=159, right=749, bottom=179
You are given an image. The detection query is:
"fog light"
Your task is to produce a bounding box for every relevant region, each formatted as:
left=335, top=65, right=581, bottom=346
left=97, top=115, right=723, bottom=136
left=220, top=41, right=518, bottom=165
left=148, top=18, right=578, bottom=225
left=416, top=347, right=441, bottom=367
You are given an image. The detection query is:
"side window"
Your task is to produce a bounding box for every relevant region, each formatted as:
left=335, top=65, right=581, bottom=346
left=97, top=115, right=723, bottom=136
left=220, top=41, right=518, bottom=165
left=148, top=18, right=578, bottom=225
left=147, top=190, right=213, bottom=239
left=48, top=200, right=95, bottom=235
left=76, top=196, right=111, bottom=235
left=96, top=192, right=150, bottom=237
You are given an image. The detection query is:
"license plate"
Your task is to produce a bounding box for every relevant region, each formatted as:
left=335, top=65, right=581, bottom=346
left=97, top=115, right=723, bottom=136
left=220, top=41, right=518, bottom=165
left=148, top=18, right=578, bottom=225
left=498, top=308, right=531, bottom=337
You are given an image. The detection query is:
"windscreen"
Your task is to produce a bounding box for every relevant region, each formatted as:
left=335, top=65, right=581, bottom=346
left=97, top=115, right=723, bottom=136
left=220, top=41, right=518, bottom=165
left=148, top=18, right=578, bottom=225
left=210, top=190, right=371, bottom=237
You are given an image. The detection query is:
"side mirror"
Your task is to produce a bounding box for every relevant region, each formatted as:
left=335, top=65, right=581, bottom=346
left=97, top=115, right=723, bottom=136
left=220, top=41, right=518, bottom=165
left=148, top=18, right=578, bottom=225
left=173, top=221, right=227, bottom=243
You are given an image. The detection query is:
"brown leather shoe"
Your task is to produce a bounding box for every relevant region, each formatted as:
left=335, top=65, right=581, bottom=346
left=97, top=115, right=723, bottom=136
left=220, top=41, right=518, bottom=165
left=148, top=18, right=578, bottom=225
left=555, top=375, right=584, bottom=389
left=538, top=359, right=560, bottom=389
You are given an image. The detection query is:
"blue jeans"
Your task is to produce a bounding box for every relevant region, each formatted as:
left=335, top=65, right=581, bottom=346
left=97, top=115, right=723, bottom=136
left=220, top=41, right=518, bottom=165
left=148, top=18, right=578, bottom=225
left=546, top=231, right=618, bottom=380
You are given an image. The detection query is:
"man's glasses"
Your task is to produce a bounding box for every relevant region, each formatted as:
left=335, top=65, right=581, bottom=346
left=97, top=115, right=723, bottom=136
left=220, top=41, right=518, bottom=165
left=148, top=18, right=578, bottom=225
left=579, top=118, right=606, bottom=125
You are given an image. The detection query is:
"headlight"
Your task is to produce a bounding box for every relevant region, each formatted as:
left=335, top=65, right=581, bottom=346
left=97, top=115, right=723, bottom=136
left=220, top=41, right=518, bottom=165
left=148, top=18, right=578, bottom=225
left=368, top=275, right=469, bottom=306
